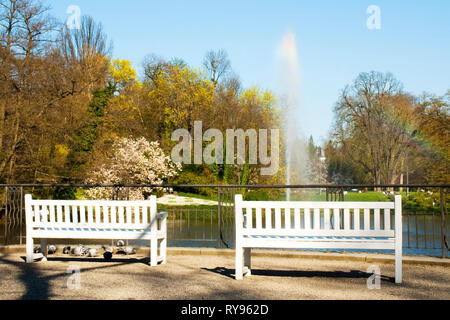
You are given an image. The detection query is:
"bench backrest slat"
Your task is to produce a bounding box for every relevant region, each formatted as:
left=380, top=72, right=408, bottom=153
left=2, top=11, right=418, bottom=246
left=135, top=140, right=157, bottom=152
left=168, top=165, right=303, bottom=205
left=364, top=208, right=370, bottom=231
left=294, top=208, right=300, bottom=229
left=285, top=208, right=291, bottom=229
left=25, top=194, right=158, bottom=230
left=384, top=208, right=390, bottom=231
left=87, top=206, right=93, bottom=224
left=235, top=195, right=402, bottom=238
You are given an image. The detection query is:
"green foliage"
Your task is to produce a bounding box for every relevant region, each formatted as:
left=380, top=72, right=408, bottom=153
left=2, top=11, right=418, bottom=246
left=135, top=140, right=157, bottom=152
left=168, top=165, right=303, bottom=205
left=210, top=163, right=221, bottom=179
left=244, top=189, right=283, bottom=201
left=342, top=191, right=389, bottom=202
left=73, top=122, right=99, bottom=153
left=223, top=164, right=234, bottom=184
left=241, top=163, right=250, bottom=185
left=52, top=186, right=76, bottom=200
left=244, top=190, right=271, bottom=201
left=67, top=85, right=114, bottom=171
left=401, top=191, right=447, bottom=213
left=173, top=169, right=217, bottom=197
left=89, top=85, right=114, bottom=117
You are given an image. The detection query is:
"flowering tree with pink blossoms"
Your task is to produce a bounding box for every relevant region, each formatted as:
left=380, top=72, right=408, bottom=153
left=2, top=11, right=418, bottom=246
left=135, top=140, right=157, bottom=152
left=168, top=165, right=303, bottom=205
left=84, top=137, right=181, bottom=200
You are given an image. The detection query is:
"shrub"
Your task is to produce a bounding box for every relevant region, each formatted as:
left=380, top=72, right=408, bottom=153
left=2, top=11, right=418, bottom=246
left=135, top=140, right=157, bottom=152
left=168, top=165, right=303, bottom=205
left=84, top=137, right=181, bottom=200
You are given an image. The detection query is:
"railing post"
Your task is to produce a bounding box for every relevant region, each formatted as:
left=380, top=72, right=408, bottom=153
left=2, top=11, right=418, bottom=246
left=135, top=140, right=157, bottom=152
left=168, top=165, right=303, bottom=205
left=3, top=186, right=24, bottom=245
left=4, top=187, right=8, bottom=245
left=19, top=186, right=23, bottom=245
left=440, top=187, right=447, bottom=259
left=217, top=187, right=222, bottom=248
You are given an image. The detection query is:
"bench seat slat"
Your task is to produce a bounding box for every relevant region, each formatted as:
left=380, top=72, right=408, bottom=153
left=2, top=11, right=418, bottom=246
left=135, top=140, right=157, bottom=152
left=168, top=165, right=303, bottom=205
left=241, top=229, right=394, bottom=237
left=243, top=235, right=394, bottom=244
left=30, top=222, right=158, bottom=229
left=29, top=229, right=166, bottom=240
left=244, top=235, right=392, bottom=240
left=240, top=238, right=395, bottom=250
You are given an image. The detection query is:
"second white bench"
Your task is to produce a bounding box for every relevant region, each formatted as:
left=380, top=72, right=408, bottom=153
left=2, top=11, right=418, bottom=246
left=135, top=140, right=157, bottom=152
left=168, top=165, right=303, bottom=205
left=235, top=194, right=402, bottom=283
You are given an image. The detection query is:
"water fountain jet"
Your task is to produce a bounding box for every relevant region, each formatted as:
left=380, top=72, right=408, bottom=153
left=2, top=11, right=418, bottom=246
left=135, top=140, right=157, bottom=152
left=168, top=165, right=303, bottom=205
left=277, top=29, right=305, bottom=200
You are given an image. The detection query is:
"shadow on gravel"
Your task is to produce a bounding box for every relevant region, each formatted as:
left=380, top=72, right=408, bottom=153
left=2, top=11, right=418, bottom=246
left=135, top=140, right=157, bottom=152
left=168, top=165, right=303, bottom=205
left=0, top=254, right=154, bottom=300
left=203, top=266, right=393, bottom=282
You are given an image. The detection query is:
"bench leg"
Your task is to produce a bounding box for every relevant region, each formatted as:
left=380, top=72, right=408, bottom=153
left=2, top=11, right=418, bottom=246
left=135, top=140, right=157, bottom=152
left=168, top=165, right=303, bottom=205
left=244, top=248, right=251, bottom=276
left=395, top=248, right=402, bottom=284
left=160, top=237, right=167, bottom=264
left=235, top=246, right=243, bottom=280
left=40, top=239, right=48, bottom=262
left=26, top=236, right=33, bottom=263
left=150, top=238, right=157, bottom=266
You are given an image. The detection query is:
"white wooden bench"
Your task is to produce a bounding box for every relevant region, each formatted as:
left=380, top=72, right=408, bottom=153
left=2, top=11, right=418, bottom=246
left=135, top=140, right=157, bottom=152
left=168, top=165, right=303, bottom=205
left=25, top=194, right=167, bottom=266
left=235, top=194, right=402, bottom=283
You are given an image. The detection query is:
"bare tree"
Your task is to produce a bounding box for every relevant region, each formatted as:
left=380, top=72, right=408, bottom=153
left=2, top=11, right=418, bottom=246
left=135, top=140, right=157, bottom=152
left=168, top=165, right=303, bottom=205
left=333, top=71, right=415, bottom=185
left=142, top=53, right=169, bottom=83
left=0, top=0, right=57, bottom=183
left=202, top=49, right=231, bottom=85
left=0, top=0, right=57, bottom=57
left=59, top=15, right=111, bottom=93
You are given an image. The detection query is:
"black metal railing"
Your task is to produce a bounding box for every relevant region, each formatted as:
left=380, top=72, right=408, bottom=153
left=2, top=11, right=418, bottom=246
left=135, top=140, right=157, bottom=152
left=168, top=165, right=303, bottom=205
left=0, top=183, right=448, bottom=258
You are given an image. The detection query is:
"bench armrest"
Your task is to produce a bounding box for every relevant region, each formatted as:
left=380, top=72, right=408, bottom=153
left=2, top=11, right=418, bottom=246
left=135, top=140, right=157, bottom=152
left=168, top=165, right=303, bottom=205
left=159, top=211, right=168, bottom=219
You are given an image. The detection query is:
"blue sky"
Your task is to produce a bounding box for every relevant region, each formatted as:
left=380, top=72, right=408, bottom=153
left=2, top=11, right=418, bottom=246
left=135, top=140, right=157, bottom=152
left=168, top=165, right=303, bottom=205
left=48, top=1, right=450, bottom=144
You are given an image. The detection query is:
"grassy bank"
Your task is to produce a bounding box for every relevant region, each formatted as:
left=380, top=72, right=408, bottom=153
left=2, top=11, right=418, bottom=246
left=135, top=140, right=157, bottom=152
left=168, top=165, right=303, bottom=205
left=66, top=188, right=448, bottom=214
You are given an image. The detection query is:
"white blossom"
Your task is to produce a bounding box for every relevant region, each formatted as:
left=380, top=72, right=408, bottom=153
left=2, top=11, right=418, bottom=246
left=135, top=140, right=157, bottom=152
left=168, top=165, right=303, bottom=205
left=84, top=137, right=182, bottom=200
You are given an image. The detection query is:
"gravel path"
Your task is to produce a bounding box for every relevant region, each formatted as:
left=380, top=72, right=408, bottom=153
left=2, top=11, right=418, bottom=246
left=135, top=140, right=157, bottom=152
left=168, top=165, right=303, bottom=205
left=0, top=252, right=449, bottom=300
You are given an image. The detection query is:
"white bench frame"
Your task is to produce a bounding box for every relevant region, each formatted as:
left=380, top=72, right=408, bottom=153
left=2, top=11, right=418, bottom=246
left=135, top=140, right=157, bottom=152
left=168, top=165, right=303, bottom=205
left=25, top=194, right=167, bottom=266
left=235, top=194, right=402, bottom=283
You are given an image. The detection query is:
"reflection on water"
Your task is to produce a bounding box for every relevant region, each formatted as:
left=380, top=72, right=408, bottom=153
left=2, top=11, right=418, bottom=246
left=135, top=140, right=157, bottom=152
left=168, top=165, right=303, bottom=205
left=1, top=213, right=448, bottom=257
